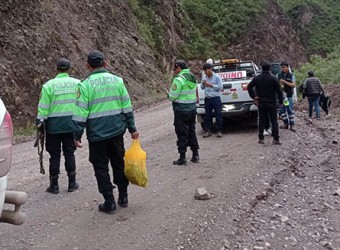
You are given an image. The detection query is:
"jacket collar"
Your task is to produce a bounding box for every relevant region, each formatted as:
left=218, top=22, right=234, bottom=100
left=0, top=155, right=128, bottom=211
left=89, top=68, right=108, bottom=76
left=55, top=73, right=69, bottom=78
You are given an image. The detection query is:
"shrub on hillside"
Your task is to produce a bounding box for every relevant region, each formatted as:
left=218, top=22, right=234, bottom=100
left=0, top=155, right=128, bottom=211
left=295, top=46, right=340, bottom=85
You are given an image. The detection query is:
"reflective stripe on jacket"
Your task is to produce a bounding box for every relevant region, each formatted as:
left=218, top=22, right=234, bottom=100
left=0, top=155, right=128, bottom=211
left=168, top=69, right=197, bottom=112
left=72, top=69, right=136, bottom=142
left=37, top=73, right=80, bottom=134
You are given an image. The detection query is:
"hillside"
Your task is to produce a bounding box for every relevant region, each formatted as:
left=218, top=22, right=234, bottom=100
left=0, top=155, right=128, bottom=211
left=0, top=0, right=314, bottom=128
left=278, top=0, right=340, bottom=57
left=0, top=0, right=165, bottom=128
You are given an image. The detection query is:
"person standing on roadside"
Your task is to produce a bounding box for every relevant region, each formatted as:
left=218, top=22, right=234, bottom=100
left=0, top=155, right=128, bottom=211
left=303, top=70, right=324, bottom=120
left=168, top=60, right=200, bottom=165
left=248, top=62, right=284, bottom=145
left=37, top=58, right=80, bottom=194
left=277, top=62, right=296, bottom=131
left=72, top=50, right=139, bottom=214
left=201, top=63, right=223, bottom=138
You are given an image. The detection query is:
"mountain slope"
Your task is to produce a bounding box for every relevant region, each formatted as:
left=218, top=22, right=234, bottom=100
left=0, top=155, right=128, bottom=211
left=0, top=0, right=309, bottom=128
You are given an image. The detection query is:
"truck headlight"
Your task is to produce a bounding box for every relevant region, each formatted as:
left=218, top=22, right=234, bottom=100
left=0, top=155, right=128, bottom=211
left=222, top=104, right=235, bottom=112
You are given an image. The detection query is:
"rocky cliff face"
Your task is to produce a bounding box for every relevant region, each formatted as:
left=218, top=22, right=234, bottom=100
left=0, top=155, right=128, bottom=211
left=227, top=0, right=307, bottom=68
left=0, top=0, right=306, bottom=128
left=0, top=0, right=168, bottom=127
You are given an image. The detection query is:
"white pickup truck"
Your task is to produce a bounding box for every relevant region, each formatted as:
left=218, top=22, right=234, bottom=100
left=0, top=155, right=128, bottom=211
left=0, top=97, right=27, bottom=225
left=196, top=59, right=260, bottom=129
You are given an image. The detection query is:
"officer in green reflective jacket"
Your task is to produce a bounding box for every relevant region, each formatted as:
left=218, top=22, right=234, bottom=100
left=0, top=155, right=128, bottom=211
left=73, top=50, right=139, bottom=214
left=168, top=60, right=200, bottom=165
left=37, top=58, right=80, bottom=194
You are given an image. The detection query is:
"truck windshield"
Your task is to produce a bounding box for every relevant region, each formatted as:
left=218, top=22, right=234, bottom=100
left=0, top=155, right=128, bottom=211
left=271, top=64, right=281, bottom=76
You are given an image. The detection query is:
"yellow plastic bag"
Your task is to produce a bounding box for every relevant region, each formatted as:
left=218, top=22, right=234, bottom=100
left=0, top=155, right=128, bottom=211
left=124, top=139, right=148, bottom=187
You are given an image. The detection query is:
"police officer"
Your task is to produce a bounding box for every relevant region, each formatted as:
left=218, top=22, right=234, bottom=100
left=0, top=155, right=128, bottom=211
left=37, top=58, right=80, bottom=194
left=73, top=50, right=139, bottom=214
left=168, top=60, right=199, bottom=165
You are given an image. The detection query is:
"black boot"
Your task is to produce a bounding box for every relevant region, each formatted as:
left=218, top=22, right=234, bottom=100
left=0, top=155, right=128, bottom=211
left=173, top=152, right=187, bottom=165
left=46, top=175, right=59, bottom=194
left=67, top=171, right=79, bottom=192
left=118, top=186, right=128, bottom=208
left=118, top=194, right=128, bottom=208
left=191, top=150, right=200, bottom=163
left=98, top=201, right=116, bottom=214
left=98, top=192, right=116, bottom=214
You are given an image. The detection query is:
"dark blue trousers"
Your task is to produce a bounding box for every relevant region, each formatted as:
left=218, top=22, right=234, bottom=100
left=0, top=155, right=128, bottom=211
left=204, top=97, right=222, bottom=131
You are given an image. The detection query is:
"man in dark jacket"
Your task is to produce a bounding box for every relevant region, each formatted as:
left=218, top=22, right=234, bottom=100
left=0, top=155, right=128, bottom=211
left=303, top=71, right=324, bottom=119
left=248, top=62, right=284, bottom=145
left=277, top=62, right=296, bottom=131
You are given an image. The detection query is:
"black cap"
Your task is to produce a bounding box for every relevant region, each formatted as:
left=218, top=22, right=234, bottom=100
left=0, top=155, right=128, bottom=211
left=174, top=60, right=188, bottom=70
left=57, top=58, right=71, bottom=70
left=87, top=50, right=105, bottom=68
left=203, top=63, right=213, bottom=70
left=261, top=62, right=271, bottom=71
left=308, top=70, right=314, bottom=77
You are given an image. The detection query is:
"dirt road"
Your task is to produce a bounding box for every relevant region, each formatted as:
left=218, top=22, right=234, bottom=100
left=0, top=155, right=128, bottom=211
left=0, top=101, right=339, bottom=250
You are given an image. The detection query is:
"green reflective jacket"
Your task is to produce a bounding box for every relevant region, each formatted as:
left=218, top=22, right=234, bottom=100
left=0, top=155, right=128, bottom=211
left=37, top=73, right=80, bottom=134
left=168, top=69, right=197, bottom=112
left=72, top=69, right=137, bottom=142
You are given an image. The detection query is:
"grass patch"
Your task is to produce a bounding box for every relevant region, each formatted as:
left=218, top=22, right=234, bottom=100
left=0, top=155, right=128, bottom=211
left=128, top=1, right=165, bottom=58
left=13, top=123, right=36, bottom=139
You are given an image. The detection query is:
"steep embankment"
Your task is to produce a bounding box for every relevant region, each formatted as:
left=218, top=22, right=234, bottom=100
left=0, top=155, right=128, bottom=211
left=0, top=0, right=167, bottom=127
left=0, top=0, right=306, bottom=128
left=228, top=0, right=306, bottom=67
left=278, top=0, right=340, bottom=57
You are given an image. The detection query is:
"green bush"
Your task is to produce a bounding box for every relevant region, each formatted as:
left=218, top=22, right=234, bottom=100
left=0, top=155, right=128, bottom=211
left=128, top=1, right=165, bottom=55
left=126, top=0, right=139, bottom=11
left=179, top=0, right=265, bottom=59
left=279, top=0, right=340, bottom=56
left=294, top=46, right=340, bottom=85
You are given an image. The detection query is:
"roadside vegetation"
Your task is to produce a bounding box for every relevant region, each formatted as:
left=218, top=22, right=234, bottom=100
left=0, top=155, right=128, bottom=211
left=294, top=46, right=340, bottom=86
left=127, top=0, right=165, bottom=59
left=128, top=0, right=339, bottom=63
left=279, top=0, right=340, bottom=57
left=127, top=0, right=265, bottom=60
left=13, top=123, right=36, bottom=140
left=179, top=0, right=265, bottom=59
